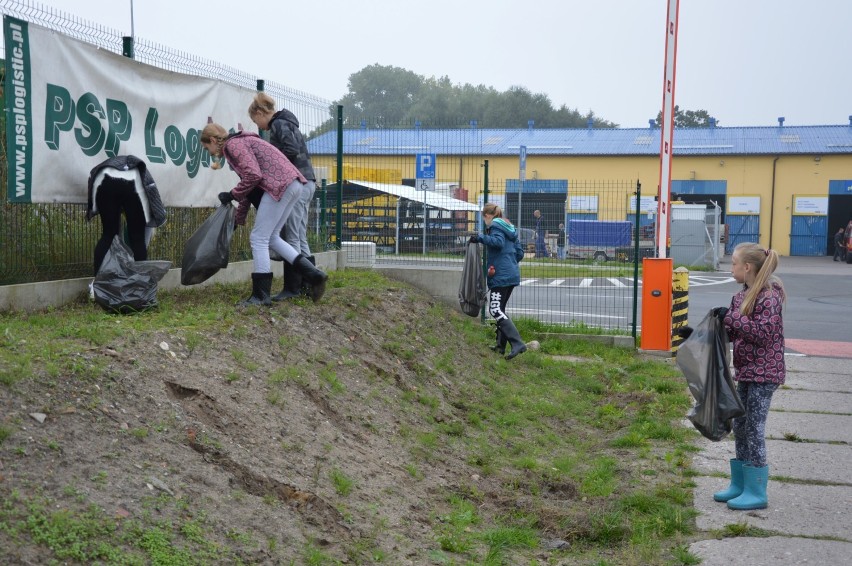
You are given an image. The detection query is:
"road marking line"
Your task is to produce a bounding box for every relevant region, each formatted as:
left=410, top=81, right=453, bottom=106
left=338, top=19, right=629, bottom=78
left=509, top=307, right=626, bottom=320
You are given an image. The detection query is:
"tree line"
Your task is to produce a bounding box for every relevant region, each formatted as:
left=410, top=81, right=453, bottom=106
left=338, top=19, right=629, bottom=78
left=312, top=64, right=715, bottom=135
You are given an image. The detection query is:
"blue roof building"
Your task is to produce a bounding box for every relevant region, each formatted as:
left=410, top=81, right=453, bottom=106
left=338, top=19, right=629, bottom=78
left=308, top=120, right=852, bottom=157
left=307, top=120, right=852, bottom=257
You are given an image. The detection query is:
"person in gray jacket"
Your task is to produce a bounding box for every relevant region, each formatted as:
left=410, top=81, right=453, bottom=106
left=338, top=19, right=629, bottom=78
left=249, top=92, right=317, bottom=301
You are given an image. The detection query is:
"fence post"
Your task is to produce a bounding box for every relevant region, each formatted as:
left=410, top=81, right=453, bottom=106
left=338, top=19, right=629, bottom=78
left=320, top=179, right=327, bottom=245
left=122, top=36, right=134, bottom=59
left=632, top=181, right=641, bottom=343
left=335, top=105, right=343, bottom=249
left=481, top=159, right=489, bottom=324
left=671, top=266, right=690, bottom=356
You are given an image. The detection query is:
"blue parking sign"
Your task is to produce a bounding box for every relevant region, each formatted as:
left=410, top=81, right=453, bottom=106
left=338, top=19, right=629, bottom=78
left=416, top=153, right=436, bottom=191
left=416, top=154, right=436, bottom=179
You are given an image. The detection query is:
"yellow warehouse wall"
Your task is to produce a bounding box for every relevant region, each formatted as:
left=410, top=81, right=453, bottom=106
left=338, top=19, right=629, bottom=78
left=311, top=153, right=852, bottom=256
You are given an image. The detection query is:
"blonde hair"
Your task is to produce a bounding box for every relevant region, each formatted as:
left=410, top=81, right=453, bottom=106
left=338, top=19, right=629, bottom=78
left=200, top=123, right=228, bottom=169
left=734, top=242, right=786, bottom=316
left=482, top=203, right=503, bottom=218
left=248, top=92, right=276, bottom=118
left=200, top=122, right=227, bottom=144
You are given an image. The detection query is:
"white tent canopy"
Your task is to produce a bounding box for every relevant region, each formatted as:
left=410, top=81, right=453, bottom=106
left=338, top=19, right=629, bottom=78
left=348, top=180, right=480, bottom=212
left=331, top=180, right=479, bottom=254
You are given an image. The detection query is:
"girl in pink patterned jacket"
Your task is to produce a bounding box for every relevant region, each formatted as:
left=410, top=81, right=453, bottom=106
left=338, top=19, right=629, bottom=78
left=713, top=242, right=786, bottom=511
left=200, top=123, right=327, bottom=305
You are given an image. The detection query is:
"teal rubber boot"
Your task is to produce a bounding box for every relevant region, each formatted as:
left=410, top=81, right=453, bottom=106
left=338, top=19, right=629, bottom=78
left=713, top=459, right=745, bottom=502
left=727, top=464, right=768, bottom=510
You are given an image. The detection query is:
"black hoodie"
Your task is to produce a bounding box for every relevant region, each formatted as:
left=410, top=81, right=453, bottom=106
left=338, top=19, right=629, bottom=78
left=268, top=109, right=315, bottom=181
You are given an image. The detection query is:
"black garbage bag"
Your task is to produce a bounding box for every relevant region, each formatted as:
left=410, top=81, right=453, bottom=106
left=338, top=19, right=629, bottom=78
left=676, top=309, right=745, bottom=441
left=181, top=204, right=235, bottom=285
left=459, top=241, right=487, bottom=317
left=93, top=236, right=171, bottom=314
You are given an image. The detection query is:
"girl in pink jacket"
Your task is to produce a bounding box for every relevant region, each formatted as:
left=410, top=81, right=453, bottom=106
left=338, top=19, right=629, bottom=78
left=714, top=243, right=785, bottom=511
left=200, top=123, right=327, bottom=305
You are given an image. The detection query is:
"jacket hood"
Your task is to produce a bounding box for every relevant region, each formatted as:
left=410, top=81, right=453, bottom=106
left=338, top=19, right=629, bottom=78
left=490, top=218, right=517, bottom=240
left=272, top=109, right=300, bottom=129
left=227, top=130, right=260, bottom=141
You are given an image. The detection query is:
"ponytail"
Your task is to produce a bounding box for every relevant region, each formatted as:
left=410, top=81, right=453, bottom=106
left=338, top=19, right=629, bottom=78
left=734, top=243, right=786, bottom=316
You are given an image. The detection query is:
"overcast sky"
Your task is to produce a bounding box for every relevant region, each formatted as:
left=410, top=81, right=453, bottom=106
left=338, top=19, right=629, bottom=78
left=21, top=0, right=852, bottom=128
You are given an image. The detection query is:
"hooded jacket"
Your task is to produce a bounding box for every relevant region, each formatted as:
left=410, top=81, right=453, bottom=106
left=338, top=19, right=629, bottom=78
left=86, top=155, right=166, bottom=228
left=476, top=218, right=524, bottom=288
left=268, top=109, right=316, bottom=181
left=221, top=132, right=307, bottom=226
left=723, top=282, right=786, bottom=384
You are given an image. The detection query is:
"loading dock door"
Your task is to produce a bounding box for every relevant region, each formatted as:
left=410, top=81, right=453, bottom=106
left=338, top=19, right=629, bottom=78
left=726, top=215, right=759, bottom=254
left=826, top=182, right=852, bottom=257
left=790, top=195, right=828, bottom=256
left=726, top=195, right=760, bottom=254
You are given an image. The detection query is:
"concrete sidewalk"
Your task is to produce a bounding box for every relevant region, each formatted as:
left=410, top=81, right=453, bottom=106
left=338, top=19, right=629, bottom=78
left=688, top=355, right=852, bottom=564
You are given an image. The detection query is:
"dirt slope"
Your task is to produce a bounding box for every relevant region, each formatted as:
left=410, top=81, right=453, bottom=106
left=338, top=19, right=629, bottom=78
left=0, top=275, right=514, bottom=564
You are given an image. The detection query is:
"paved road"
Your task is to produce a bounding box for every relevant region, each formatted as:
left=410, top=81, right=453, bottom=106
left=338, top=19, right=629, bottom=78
left=687, top=256, right=852, bottom=344
left=511, top=255, right=852, bottom=348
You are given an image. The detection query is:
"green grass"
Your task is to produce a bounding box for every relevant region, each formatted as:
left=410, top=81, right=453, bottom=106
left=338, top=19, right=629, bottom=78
left=0, top=491, right=238, bottom=565
left=0, top=269, right=699, bottom=565
left=435, top=318, right=697, bottom=563
left=520, top=259, right=640, bottom=279
left=330, top=467, right=355, bottom=496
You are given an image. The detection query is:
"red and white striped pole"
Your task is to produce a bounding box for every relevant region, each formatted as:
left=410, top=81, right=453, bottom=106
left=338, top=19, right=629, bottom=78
left=656, top=0, right=680, bottom=259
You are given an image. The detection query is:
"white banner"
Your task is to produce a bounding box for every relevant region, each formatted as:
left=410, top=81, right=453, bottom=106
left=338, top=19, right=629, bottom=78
left=727, top=195, right=760, bottom=215
left=4, top=16, right=256, bottom=207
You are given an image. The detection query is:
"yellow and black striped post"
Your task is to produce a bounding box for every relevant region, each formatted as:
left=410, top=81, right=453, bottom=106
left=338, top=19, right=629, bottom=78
left=671, top=267, right=689, bottom=356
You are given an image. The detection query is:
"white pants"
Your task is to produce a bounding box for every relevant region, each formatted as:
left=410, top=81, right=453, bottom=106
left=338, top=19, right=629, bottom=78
left=250, top=181, right=303, bottom=273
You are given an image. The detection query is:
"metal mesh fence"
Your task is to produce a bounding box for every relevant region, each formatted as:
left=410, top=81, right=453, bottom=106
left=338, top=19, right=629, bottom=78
left=1, top=1, right=655, bottom=335
left=318, top=122, right=648, bottom=333
left=0, top=0, right=332, bottom=133
left=0, top=0, right=331, bottom=284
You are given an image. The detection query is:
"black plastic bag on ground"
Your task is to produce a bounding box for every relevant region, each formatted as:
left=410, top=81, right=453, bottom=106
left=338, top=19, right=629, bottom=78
left=459, top=241, right=487, bottom=317
left=181, top=205, right=235, bottom=285
left=676, top=309, right=745, bottom=441
left=93, top=236, right=171, bottom=314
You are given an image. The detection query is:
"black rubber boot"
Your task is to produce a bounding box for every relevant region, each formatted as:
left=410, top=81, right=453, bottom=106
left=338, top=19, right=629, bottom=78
left=489, top=327, right=506, bottom=354
left=299, top=255, right=316, bottom=297
left=272, top=261, right=302, bottom=302
left=239, top=272, right=273, bottom=306
left=294, top=255, right=328, bottom=303
left=497, top=318, right=527, bottom=360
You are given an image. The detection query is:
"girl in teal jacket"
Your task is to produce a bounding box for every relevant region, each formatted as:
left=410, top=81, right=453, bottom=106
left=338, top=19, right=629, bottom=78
left=471, top=203, right=527, bottom=359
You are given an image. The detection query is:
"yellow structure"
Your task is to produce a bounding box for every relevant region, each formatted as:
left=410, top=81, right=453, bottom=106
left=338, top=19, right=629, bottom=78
left=310, top=124, right=852, bottom=257
left=671, top=267, right=690, bottom=356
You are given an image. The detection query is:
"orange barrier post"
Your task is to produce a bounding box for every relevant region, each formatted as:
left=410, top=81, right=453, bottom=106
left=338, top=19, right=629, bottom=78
left=640, top=258, right=673, bottom=352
